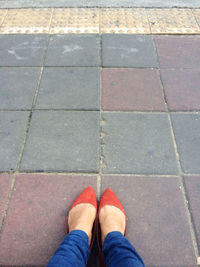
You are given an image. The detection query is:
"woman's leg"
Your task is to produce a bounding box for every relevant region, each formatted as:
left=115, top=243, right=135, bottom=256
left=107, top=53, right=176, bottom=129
left=47, top=230, right=90, bottom=267
left=47, top=200, right=96, bottom=267
left=103, top=231, right=145, bottom=267
left=99, top=194, right=145, bottom=267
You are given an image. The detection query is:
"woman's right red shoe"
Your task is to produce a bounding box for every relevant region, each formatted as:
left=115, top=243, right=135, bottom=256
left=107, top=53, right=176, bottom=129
left=97, top=188, right=127, bottom=266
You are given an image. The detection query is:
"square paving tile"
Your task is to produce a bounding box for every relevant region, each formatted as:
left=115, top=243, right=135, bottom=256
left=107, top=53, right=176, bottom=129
left=0, top=174, right=12, bottom=224
left=102, top=68, right=166, bottom=111
left=0, top=111, right=29, bottom=171
left=36, top=67, right=100, bottom=110
left=155, top=36, right=200, bottom=68
left=45, top=35, right=100, bottom=66
left=161, top=69, right=200, bottom=111
left=0, top=35, right=48, bottom=66
left=0, top=173, right=97, bottom=266
left=171, top=113, right=200, bottom=173
left=102, top=34, right=158, bottom=67
left=102, top=113, right=178, bottom=174
left=184, top=175, right=200, bottom=250
left=0, top=67, right=40, bottom=109
left=20, top=111, right=99, bottom=172
left=101, top=175, right=196, bottom=267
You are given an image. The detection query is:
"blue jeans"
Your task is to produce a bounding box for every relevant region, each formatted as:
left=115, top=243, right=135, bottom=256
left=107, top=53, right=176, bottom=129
left=47, top=230, right=145, bottom=267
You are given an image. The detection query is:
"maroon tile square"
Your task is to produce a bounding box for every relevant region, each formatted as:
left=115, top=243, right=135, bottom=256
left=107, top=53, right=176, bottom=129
left=102, top=175, right=196, bottom=267
left=0, top=174, right=12, bottom=224
left=161, top=69, right=200, bottom=111
left=184, top=175, right=200, bottom=250
left=155, top=36, right=200, bottom=68
left=102, top=68, right=166, bottom=111
left=0, top=173, right=97, bottom=266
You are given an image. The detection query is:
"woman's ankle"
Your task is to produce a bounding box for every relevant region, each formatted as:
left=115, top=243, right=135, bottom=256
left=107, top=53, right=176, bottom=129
left=99, top=205, right=126, bottom=244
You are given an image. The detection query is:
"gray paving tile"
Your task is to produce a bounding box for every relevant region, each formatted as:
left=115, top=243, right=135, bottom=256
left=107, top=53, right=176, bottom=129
left=0, top=67, right=41, bottom=109
left=0, top=111, right=29, bottom=171
left=0, top=174, right=12, bottom=224
left=20, top=111, right=99, bottom=172
left=102, top=176, right=196, bottom=267
left=171, top=113, right=200, bottom=173
left=184, top=175, right=200, bottom=250
left=36, top=67, right=100, bottom=110
left=0, top=35, right=48, bottom=66
left=102, top=35, right=158, bottom=67
left=45, top=35, right=100, bottom=66
left=102, top=113, right=178, bottom=174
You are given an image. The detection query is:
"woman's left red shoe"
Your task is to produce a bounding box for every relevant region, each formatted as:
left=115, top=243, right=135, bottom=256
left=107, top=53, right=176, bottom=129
left=69, top=186, right=97, bottom=211
left=67, top=186, right=97, bottom=250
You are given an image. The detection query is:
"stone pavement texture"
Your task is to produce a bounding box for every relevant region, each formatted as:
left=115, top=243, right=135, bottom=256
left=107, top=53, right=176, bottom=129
left=1, top=8, right=200, bottom=34
left=0, top=32, right=200, bottom=267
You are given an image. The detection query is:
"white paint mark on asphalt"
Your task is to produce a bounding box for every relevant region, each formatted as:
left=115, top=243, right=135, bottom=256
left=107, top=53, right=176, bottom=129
left=62, top=44, right=82, bottom=54
left=7, top=49, right=24, bottom=60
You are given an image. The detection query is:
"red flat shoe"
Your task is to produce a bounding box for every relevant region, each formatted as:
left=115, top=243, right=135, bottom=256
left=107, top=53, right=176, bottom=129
left=67, top=186, right=97, bottom=250
left=97, top=188, right=127, bottom=267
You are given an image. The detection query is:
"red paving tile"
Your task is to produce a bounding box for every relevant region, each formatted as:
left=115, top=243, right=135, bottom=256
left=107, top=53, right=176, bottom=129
left=161, top=69, right=200, bottom=111
left=102, top=68, right=166, bottom=111
left=154, top=36, right=200, bottom=68
left=0, top=173, right=97, bottom=266
left=0, top=174, right=12, bottom=224
left=102, top=175, right=196, bottom=267
left=184, top=175, right=200, bottom=250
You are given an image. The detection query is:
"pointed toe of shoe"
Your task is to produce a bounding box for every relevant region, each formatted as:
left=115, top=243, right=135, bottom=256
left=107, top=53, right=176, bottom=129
left=99, top=188, right=126, bottom=216
left=70, top=186, right=97, bottom=211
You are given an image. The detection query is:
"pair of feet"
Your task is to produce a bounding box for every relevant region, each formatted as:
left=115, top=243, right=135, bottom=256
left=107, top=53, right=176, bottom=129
left=68, top=191, right=126, bottom=245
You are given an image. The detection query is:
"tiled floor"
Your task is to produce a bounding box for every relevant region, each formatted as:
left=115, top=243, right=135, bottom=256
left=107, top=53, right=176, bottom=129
left=184, top=176, right=200, bottom=250
left=0, top=174, right=98, bottom=266
left=20, top=111, right=100, bottom=172
left=36, top=67, right=100, bottom=109
left=102, top=68, right=166, bottom=111
left=160, top=69, right=200, bottom=111
left=102, top=176, right=196, bottom=266
left=102, top=35, right=158, bottom=67
left=0, top=34, right=48, bottom=66
left=0, top=34, right=200, bottom=266
left=45, top=35, right=100, bottom=66
left=155, top=36, right=200, bottom=68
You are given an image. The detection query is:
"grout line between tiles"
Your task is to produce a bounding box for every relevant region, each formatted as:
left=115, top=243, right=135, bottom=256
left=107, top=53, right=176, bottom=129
left=0, top=173, right=200, bottom=178
left=0, top=110, right=200, bottom=113
left=157, top=50, right=200, bottom=260
left=97, top=21, right=103, bottom=200
left=145, top=7, right=152, bottom=34
left=48, top=8, right=54, bottom=33
left=0, top=173, right=17, bottom=234
left=0, top=35, right=51, bottom=237
left=2, top=65, right=200, bottom=70
left=0, top=9, right=8, bottom=29
left=191, top=9, right=200, bottom=29
left=1, top=171, right=200, bottom=177
left=168, top=112, right=200, bottom=260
